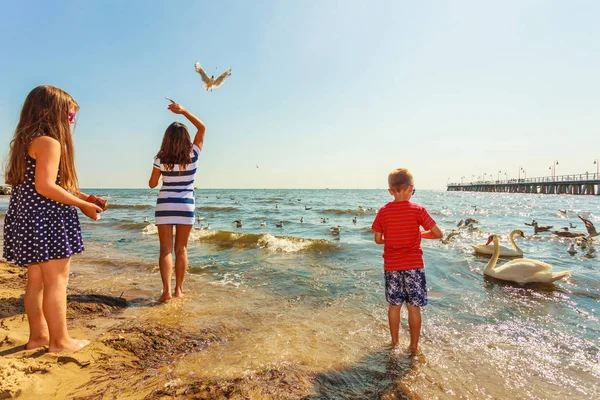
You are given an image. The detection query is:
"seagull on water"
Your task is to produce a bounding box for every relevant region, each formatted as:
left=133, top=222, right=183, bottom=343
left=579, top=214, right=599, bottom=238
left=441, top=231, right=460, bottom=244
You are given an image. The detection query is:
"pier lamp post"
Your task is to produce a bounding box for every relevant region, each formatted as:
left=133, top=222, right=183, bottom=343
left=471, top=174, right=475, bottom=183
left=461, top=176, right=465, bottom=184
left=518, top=166, right=523, bottom=182
left=483, top=173, right=487, bottom=182
left=497, top=170, right=501, bottom=182
left=549, top=160, right=559, bottom=179
left=504, top=172, right=508, bottom=181
left=521, top=168, right=526, bottom=180
left=594, top=159, right=599, bottom=177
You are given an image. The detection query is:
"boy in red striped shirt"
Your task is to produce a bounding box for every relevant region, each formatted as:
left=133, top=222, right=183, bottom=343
left=372, top=168, right=443, bottom=353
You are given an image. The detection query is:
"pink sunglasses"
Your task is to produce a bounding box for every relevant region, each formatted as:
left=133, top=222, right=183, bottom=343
left=68, top=112, right=76, bottom=123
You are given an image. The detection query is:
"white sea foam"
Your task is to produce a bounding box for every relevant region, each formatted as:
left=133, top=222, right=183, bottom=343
left=142, top=224, right=158, bottom=235
left=257, top=234, right=311, bottom=253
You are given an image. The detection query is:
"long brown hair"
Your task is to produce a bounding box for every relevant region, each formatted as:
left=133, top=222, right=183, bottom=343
left=155, top=122, right=192, bottom=171
left=5, top=85, right=80, bottom=193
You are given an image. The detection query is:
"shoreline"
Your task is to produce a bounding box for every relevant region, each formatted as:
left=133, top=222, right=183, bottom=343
left=0, top=261, right=417, bottom=399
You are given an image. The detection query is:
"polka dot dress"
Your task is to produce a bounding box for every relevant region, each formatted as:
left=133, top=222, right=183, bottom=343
left=2, top=154, right=84, bottom=267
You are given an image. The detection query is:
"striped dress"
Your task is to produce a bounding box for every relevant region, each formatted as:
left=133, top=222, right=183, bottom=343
left=153, top=144, right=200, bottom=225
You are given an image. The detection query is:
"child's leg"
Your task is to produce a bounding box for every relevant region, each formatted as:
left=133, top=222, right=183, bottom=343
left=39, top=257, right=89, bottom=353
left=405, top=269, right=427, bottom=353
left=388, top=304, right=402, bottom=345
left=406, top=305, right=421, bottom=352
left=24, top=263, right=49, bottom=349
left=158, top=225, right=174, bottom=302
left=173, top=224, right=193, bottom=297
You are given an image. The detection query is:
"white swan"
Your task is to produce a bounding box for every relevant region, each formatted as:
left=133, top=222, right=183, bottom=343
left=472, top=229, right=525, bottom=257
left=483, top=234, right=571, bottom=283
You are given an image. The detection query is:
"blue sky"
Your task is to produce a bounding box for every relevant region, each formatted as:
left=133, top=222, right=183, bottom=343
left=1, top=1, right=599, bottom=189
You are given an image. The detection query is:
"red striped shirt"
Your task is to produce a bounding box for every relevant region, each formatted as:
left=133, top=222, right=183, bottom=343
left=371, top=201, right=437, bottom=271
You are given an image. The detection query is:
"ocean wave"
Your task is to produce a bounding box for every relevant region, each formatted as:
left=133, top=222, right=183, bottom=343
left=110, top=220, right=152, bottom=231
left=197, top=206, right=239, bottom=212
left=323, top=208, right=376, bottom=216
left=84, top=219, right=151, bottom=231
left=360, top=226, right=374, bottom=236
left=258, top=198, right=287, bottom=204
left=142, top=224, right=158, bottom=235
left=188, top=230, right=339, bottom=253
left=108, top=204, right=153, bottom=210
left=79, top=257, right=156, bottom=269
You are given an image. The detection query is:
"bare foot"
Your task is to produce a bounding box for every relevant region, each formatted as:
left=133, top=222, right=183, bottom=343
left=158, top=292, right=172, bottom=302
left=25, top=337, right=50, bottom=350
left=174, top=289, right=184, bottom=298
left=48, top=338, right=90, bottom=353
left=408, top=346, right=421, bottom=357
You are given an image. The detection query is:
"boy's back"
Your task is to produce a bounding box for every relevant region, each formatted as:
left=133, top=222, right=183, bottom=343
left=372, top=200, right=436, bottom=271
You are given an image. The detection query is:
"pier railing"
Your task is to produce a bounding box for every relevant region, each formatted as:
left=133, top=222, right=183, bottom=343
left=447, top=172, right=600, bottom=195
left=448, top=172, right=600, bottom=187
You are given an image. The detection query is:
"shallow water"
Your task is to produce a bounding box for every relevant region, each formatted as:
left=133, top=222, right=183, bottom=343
left=1, top=189, right=599, bottom=398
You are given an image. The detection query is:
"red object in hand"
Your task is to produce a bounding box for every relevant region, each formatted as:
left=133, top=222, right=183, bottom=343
left=86, top=195, right=107, bottom=211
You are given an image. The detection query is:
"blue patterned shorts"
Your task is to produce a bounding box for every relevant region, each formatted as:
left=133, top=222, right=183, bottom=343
left=384, top=269, right=427, bottom=307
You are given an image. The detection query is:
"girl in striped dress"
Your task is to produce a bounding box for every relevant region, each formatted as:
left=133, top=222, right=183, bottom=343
left=148, top=101, right=206, bottom=302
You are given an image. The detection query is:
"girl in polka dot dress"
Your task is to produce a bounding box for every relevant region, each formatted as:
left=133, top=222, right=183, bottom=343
left=3, top=85, right=104, bottom=353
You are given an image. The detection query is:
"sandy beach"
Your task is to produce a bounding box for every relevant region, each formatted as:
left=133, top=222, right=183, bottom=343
left=2, top=260, right=415, bottom=400
left=0, top=261, right=278, bottom=400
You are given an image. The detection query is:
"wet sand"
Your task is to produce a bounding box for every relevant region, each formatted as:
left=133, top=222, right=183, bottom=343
left=0, top=261, right=417, bottom=399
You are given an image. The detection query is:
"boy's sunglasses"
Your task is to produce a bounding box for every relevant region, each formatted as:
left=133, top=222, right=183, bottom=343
left=408, top=184, right=416, bottom=195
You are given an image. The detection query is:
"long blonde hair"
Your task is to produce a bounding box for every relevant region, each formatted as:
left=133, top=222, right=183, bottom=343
left=5, top=85, right=80, bottom=193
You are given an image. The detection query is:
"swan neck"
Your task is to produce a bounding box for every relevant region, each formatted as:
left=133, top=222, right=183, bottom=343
left=508, top=230, right=523, bottom=253
left=484, top=237, right=499, bottom=275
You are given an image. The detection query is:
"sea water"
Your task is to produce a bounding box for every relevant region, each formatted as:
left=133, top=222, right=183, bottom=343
left=1, top=189, right=598, bottom=398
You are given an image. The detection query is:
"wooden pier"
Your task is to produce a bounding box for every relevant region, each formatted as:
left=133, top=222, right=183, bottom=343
left=447, top=173, right=600, bottom=195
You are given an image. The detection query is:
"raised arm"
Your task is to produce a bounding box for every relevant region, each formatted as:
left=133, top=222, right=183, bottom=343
left=167, top=102, right=206, bottom=150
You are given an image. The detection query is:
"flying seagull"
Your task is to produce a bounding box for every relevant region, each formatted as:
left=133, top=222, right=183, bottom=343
left=194, top=62, right=231, bottom=91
